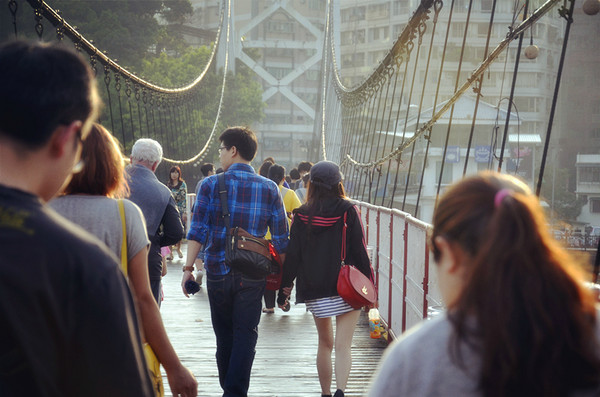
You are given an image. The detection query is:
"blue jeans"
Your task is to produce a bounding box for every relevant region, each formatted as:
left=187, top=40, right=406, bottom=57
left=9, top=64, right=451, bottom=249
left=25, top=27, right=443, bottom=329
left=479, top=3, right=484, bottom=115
left=207, top=270, right=265, bottom=397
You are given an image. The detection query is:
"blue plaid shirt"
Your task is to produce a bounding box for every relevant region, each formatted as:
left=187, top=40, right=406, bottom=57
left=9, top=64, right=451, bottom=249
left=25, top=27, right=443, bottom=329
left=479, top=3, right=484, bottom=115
left=187, top=163, right=289, bottom=275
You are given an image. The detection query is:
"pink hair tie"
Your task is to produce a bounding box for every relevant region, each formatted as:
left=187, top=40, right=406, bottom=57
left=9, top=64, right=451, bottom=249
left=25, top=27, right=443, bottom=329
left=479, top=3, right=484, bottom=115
left=494, top=189, right=512, bottom=208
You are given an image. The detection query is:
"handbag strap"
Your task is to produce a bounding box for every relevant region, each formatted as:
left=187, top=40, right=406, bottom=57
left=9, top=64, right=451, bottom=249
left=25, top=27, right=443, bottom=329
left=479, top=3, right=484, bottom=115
left=340, top=211, right=348, bottom=265
left=117, top=199, right=128, bottom=277
left=217, top=172, right=231, bottom=231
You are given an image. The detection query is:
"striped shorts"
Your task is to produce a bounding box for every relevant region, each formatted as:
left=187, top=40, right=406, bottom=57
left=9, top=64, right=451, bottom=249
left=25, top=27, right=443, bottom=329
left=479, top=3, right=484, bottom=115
left=305, top=296, right=355, bottom=318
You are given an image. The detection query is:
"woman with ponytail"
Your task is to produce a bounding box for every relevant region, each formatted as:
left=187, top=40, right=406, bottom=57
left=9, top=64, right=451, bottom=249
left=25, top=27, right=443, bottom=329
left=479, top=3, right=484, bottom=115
left=369, top=171, right=600, bottom=397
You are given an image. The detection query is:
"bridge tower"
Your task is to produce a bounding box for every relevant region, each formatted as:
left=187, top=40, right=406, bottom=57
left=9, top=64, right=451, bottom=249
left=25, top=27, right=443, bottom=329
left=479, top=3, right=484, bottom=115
left=189, top=0, right=328, bottom=168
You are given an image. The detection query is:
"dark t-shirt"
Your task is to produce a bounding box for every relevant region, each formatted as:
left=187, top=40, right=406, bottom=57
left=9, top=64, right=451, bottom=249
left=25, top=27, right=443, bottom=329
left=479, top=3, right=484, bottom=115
left=0, top=185, right=153, bottom=397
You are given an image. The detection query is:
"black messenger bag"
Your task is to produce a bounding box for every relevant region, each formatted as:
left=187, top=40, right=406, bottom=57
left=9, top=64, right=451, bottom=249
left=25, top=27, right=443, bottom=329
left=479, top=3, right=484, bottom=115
left=218, top=173, right=272, bottom=278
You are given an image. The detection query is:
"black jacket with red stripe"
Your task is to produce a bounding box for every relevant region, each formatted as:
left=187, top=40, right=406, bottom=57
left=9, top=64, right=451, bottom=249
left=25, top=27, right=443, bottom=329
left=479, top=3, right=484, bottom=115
left=278, top=197, right=373, bottom=304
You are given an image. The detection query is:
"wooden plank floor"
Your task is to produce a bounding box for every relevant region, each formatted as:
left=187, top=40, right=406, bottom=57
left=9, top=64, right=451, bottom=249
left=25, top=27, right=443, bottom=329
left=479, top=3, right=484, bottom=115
left=159, top=242, right=388, bottom=397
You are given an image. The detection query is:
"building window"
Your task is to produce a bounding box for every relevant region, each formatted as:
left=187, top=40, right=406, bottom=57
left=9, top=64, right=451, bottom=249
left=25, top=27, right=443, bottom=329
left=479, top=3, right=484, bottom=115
left=264, top=138, right=292, bottom=150
left=580, top=166, right=600, bottom=183
left=590, top=198, right=600, bottom=213
left=393, top=0, right=410, bottom=15
left=266, top=67, right=292, bottom=79
left=355, top=52, right=365, bottom=67
left=477, top=22, right=490, bottom=37
left=436, top=162, right=453, bottom=185
left=481, top=0, right=493, bottom=11
left=356, top=29, right=365, bottom=44
left=343, top=6, right=366, bottom=22
left=393, top=23, right=406, bottom=38
left=341, top=32, right=353, bottom=46
left=305, top=70, right=319, bottom=81
left=342, top=54, right=354, bottom=68
left=267, top=21, right=294, bottom=33
left=308, top=0, right=325, bottom=11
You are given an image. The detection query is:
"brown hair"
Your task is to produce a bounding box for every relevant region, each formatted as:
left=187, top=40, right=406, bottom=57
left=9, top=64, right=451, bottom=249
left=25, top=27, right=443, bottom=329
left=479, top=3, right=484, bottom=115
left=63, top=123, right=128, bottom=198
left=167, top=165, right=183, bottom=188
left=431, top=171, right=600, bottom=396
left=301, top=178, right=346, bottom=238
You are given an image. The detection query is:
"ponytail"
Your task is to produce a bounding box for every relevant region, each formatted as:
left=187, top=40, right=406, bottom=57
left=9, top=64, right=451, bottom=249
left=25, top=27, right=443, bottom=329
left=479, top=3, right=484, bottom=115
left=433, top=172, right=600, bottom=397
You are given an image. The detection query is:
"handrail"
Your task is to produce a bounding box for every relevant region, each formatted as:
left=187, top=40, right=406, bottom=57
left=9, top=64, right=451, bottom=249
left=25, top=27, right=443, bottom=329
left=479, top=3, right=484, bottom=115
left=356, top=200, right=437, bottom=341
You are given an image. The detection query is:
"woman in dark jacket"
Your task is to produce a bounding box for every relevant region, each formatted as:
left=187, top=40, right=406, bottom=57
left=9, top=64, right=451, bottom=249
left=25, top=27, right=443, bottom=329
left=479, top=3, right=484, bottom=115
left=278, top=161, right=373, bottom=397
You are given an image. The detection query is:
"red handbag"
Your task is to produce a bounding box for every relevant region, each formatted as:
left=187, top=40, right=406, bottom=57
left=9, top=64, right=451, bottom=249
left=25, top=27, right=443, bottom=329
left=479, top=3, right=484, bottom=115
left=266, top=241, right=283, bottom=291
left=336, top=212, right=377, bottom=309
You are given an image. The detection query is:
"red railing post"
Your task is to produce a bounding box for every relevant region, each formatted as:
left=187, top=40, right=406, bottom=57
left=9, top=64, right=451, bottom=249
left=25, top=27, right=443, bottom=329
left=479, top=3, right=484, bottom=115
left=365, top=206, right=370, bottom=245
left=423, top=241, right=430, bottom=319
left=388, top=212, right=393, bottom=332
left=376, top=210, right=380, bottom=292
left=402, top=220, right=408, bottom=333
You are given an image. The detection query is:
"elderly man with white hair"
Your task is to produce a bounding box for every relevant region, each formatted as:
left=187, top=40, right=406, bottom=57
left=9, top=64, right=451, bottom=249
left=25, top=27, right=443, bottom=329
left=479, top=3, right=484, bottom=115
left=127, top=138, right=184, bottom=305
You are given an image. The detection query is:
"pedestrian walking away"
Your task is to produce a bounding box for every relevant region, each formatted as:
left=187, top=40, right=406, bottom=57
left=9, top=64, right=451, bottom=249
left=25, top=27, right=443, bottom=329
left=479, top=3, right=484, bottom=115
left=0, top=39, right=153, bottom=396
left=50, top=123, right=198, bottom=397
left=183, top=126, right=289, bottom=397
left=127, top=138, right=184, bottom=306
left=263, top=163, right=302, bottom=313
left=277, top=160, right=374, bottom=397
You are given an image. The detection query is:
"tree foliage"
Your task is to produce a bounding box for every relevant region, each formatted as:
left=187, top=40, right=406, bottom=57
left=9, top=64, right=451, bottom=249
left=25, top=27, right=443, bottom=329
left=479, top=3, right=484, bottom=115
left=1, top=0, right=265, bottom=166
left=47, top=0, right=193, bottom=69
left=138, top=46, right=264, bottom=162
left=540, top=167, right=586, bottom=222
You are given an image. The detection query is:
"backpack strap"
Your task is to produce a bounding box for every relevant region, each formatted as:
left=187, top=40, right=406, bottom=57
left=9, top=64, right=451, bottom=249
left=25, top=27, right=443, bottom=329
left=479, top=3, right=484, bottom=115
left=217, top=173, right=231, bottom=231
left=340, top=211, right=348, bottom=265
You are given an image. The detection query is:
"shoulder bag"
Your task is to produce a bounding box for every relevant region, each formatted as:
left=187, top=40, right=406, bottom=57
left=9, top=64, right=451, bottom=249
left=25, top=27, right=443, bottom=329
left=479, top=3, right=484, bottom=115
left=336, top=211, right=377, bottom=309
left=218, top=173, right=273, bottom=278
left=118, top=200, right=164, bottom=397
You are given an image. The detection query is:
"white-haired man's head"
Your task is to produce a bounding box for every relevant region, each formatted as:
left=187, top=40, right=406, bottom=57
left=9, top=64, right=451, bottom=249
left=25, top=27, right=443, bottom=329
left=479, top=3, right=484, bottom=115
left=131, top=138, right=163, bottom=171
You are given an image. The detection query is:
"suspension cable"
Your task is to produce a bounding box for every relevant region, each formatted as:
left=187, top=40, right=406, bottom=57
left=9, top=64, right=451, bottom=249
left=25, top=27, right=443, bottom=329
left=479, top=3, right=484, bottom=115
left=25, top=0, right=224, bottom=95
left=497, top=0, right=529, bottom=173
left=535, top=0, right=575, bottom=196
left=435, top=0, right=475, bottom=203
left=345, top=0, right=561, bottom=169
left=462, top=0, right=497, bottom=176
left=162, top=0, right=232, bottom=164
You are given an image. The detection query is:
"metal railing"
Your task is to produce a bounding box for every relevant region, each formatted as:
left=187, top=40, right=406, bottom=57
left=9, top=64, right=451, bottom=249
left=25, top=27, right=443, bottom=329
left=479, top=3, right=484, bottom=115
left=187, top=192, right=440, bottom=340
left=356, top=201, right=441, bottom=340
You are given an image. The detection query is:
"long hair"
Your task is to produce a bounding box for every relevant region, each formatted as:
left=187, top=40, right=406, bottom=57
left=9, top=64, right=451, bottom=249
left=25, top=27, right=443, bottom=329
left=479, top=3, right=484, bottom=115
left=167, top=165, right=183, bottom=188
left=302, top=178, right=346, bottom=236
left=431, top=171, right=600, bottom=397
left=63, top=123, right=128, bottom=198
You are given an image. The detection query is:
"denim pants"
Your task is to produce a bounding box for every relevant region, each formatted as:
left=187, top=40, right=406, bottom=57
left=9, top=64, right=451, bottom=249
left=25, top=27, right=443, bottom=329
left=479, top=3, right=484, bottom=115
left=207, top=270, right=265, bottom=397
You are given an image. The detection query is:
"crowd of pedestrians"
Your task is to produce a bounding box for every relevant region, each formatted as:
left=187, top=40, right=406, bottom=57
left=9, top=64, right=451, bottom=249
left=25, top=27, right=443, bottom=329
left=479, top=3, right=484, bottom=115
left=2, top=38, right=600, bottom=397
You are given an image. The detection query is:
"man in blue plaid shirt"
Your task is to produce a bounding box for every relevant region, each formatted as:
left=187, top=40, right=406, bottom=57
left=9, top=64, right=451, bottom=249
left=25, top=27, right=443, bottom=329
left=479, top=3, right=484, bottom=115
left=182, top=126, right=289, bottom=396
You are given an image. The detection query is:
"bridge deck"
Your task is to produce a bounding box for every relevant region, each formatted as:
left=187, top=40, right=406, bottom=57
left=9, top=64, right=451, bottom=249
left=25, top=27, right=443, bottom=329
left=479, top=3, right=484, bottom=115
left=160, top=242, right=387, bottom=397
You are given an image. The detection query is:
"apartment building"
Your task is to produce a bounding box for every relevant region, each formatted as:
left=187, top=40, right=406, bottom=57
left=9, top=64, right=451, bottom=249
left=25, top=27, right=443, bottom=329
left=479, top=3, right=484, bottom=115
left=188, top=0, right=327, bottom=170
left=338, top=0, right=567, bottom=221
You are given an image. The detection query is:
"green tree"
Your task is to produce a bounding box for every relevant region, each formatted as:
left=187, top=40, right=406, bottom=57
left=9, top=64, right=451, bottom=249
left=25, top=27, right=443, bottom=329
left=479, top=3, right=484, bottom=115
left=138, top=46, right=264, bottom=161
left=47, top=0, right=192, bottom=69
left=161, top=0, right=194, bottom=24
